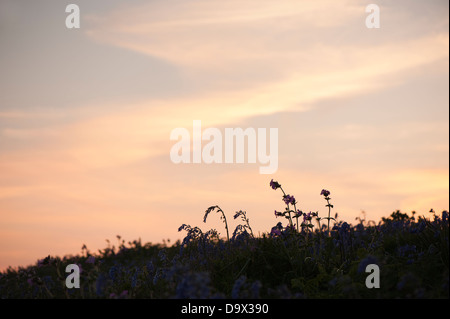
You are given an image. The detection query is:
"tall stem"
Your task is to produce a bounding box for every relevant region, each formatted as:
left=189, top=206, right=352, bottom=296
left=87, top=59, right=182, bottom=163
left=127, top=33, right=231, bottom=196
left=216, top=206, right=230, bottom=242
left=204, top=205, right=230, bottom=242
left=279, top=186, right=294, bottom=228
left=326, top=198, right=331, bottom=236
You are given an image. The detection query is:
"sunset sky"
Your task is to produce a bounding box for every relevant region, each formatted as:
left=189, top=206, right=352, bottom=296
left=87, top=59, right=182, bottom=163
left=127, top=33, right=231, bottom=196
left=0, top=0, right=448, bottom=271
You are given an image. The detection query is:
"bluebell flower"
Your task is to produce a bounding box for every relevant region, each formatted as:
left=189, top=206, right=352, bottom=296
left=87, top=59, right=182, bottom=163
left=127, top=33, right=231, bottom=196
left=294, top=210, right=303, bottom=218
left=131, top=271, right=139, bottom=288
left=283, top=194, right=296, bottom=206
left=341, top=222, right=350, bottom=232
left=357, top=255, right=379, bottom=273
left=270, top=179, right=281, bottom=190
left=303, top=212, right=312, bottom=222
left=250, top=280, right=262, bottom=298
left=270, top=222, right=283, bottom=237
left=109, top=266, right=118, bottom=282
left=95, top=273, right=107, bottom=297
left=231, top=276, right=247, bottom=299
left=175, top=272, right=211, bottom=299
left=146, top=261, right=155, bottom=274
left=442, top=210, right=448, bottom=223
left=158, top=249, right=167, bottom=263
left=397, top=244, right=416, bottom=258
left=274, top=210, right=283, bottom=217
left=320, top=189, right=330, bottom=197
left=153, top=270, right=160, bottom=285
left=86, top=255, right=95, bottom=264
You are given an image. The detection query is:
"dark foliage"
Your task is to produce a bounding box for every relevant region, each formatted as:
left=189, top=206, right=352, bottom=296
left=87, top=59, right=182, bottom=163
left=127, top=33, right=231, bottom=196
left=1, top=181, right=448, bottom=299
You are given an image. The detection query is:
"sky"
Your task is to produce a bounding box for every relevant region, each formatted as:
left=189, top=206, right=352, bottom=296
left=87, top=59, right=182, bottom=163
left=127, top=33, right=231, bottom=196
left=0, top=0, right=448, bottom=271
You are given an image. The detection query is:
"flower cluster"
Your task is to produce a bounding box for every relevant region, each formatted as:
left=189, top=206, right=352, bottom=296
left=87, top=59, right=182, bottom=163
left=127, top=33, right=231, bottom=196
left=270, top=179, right=281, bottom=190
left=232, top=210, right=254, bottom=239
left=320, top=189, right=330, bottom=197
left=320, top=189, right=334, bottom=234
left=269, top=179, right=329, bottom=233
left=283, top=194, right=296, bottom=206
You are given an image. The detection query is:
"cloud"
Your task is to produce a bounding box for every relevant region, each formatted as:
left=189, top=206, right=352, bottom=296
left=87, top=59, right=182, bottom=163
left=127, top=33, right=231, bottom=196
left=85, top=0, right=360, bottom=69
left=1, top=33, right=445, bottom=172
left=85, top=0, right=447, bottom=78
left=80, top=0, right=448, bottom=135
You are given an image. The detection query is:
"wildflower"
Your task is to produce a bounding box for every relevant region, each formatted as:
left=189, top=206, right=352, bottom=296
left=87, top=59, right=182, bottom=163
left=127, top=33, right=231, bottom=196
left=27, top=277, right=43, bottom=286
left=303, top=212, right=312, bottom=221
left=270, top=222, right=283, bottom=237
left=232, top=275, right=247, bottom=299
left=320, top=189, right=330, bottom=197
left=86, top=255, right=95, bottom=264
left=37, top=255, right=51, bottom=267
left=270, top=179, right=281, bottom=190
left=285, top=224, right=295, bottom=232
left=146, top=261, right=155, bottom=274
left=175, top=272, right=211, bottom=299
left=158, top=249, right=167, bottom=263
left=274, top=210, right=283, bottom=217
left=42, top=275, right=54, bottom=291
left=294, top=210, right=303, bottom=218
left=343, top=222, right=350, bottom=231
left=232, top=227, right=250, bottom=242
left=95, top=273, right=107, bottom=297
left=333, top=221, right=349, bottom=233
left=270, top=228, right=281, bottom=237
left=131, top=271, right=139, bottom=288
left=443, top=210, right=448, bottom=223
left=250, top=280, right=262, bottom=298
left=283, top=194, right=296, bottom=206
left=234, top=210, right=245, bottom=219
left=109, top=266, right=119, bottom=282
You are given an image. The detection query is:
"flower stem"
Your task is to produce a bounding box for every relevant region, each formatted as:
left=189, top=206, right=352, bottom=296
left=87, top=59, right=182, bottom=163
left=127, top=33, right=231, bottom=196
left=279, top=186, right=294, bottom=228
left=326, top=198, right=331, bottom=236
left=216, top=206, right=230, bottom=242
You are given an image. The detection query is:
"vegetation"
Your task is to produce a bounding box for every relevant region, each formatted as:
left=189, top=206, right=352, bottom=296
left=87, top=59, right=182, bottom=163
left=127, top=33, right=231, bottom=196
left=0, top=180, right=448, bottom=299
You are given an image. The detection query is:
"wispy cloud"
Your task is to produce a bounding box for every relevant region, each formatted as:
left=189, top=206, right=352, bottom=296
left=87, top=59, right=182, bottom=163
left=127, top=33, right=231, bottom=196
left=86, top=0, right=361, bottom=69
left=83, top=0, right=448, bottom=130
